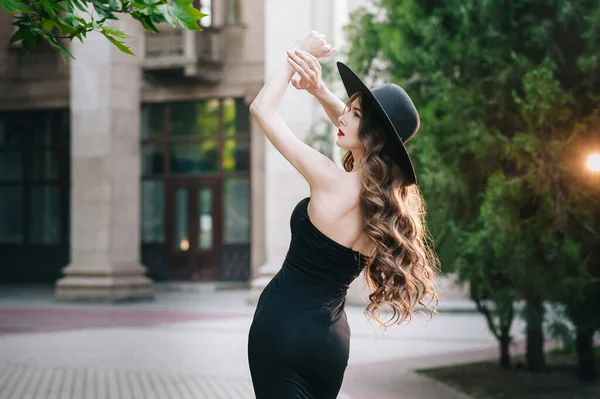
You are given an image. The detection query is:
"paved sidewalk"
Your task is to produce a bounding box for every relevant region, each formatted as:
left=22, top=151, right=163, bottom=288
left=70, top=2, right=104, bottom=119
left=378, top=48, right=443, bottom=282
left=0, top=286, right=524, bottom=399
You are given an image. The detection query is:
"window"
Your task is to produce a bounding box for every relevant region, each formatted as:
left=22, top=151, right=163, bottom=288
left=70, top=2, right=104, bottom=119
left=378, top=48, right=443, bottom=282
left=171, top=141, right=219, bottom=174
left=0, top=116, right=23, bottom=181
left=0, top=110, right=69, bottom=245
left=223, top=98, right=250, bottom=136
left=170, top=100, right=219, bottom=138
left=223, top=178, right=249, bottom=244
left=140, top=98, right=251, bottom=248
left=140, top=98, right=250, bottom=177
left=226, top=0, right=242, bottom=24
left=141, top=180, right=164, bottom=243
left=0, top=186, right=23, bottom=243
left=222, top=140, right=249, bottom=172
left=200, top=0, right=212, bottom=27
left=30, top=185, right=61, bottom=244
left=198, top=187, right=213, bottom=250
left=174, top=188, right=188, bottom=250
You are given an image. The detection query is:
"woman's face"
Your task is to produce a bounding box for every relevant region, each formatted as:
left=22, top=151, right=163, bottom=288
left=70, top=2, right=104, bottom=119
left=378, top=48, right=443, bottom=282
left=336, top=97, right=363, bottom=151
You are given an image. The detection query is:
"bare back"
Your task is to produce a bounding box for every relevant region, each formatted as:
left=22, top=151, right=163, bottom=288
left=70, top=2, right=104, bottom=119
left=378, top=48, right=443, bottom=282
left=307, top=172, right=376, bottom=258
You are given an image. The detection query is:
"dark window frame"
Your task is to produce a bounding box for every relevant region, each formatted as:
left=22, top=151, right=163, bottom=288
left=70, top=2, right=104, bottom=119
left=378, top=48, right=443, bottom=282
left=140, top=98, right=251, bottom=178
left=0, top=109, right=70, bottom=245
left=140, top=97, right=251, bottom=247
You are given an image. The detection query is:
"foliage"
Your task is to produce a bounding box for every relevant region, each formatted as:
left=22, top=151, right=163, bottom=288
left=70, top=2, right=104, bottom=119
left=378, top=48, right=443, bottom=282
left=344, top=0, right=600, bottom=373
left=0, top=0, right=205, bottom=59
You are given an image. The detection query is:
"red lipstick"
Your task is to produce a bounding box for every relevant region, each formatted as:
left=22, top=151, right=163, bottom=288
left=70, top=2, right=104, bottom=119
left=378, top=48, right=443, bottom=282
left=337, top=129, right=345, bottom=137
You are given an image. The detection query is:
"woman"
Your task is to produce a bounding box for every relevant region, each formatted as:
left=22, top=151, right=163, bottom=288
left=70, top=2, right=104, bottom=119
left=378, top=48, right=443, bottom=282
left=247, top=32, right=440, bottom=398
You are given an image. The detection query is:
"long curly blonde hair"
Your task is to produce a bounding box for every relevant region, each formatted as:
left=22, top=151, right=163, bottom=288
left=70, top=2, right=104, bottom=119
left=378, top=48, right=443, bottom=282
left=343, top=92, right=440, bottom=328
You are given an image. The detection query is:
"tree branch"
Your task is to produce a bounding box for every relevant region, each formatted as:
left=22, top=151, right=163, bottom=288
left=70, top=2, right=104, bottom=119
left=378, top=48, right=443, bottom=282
left=474, top=296, right=501, bottom=340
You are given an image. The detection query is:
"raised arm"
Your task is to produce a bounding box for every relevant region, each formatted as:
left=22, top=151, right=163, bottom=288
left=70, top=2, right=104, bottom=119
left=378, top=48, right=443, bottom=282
left=288, top=52, right=346, bottom=127
left=311, top=86, right=346, bottom=127
left=250, top=32, right=343, bottom=191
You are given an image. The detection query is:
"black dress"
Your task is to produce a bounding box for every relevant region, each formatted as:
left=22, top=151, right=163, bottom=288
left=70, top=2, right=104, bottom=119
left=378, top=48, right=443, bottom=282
left=248, top=197, right=365, bottom=399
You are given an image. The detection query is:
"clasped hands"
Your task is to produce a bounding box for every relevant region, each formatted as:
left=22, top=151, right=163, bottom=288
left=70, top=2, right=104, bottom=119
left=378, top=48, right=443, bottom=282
left=287, top=31, right=336, bottom=94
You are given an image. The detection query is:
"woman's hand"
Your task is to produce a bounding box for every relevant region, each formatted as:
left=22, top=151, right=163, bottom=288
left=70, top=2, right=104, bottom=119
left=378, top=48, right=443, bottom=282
left=286, top=49, right=325, bottom=95
left=292, top=31, right=336, bottom=59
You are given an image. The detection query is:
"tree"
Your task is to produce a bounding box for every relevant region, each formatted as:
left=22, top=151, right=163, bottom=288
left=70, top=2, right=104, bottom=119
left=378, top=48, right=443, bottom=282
left=457, top=222, right=517, bottom=370
left=507, top=64, right=600, bottom=377
left=0, top=0, right=205, bottom=59
left=345, top=0, right=600, bottom=379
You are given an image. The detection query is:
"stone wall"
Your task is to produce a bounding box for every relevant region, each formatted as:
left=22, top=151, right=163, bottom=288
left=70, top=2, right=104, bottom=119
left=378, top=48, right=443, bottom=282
left=0, top=14, right=69, bottom=110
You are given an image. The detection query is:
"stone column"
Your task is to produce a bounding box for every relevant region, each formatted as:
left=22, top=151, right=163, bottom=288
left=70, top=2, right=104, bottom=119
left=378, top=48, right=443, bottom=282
left=247, top=0, right=314, bottom=302
left=248, top=0, right=380, bottom=305
left=248, top=0, right=347, bottom=302
left=55, top=16, right=153, bottom=301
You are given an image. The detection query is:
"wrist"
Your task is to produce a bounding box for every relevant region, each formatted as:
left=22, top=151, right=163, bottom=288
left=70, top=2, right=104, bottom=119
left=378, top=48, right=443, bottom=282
left=290, top=41, right=306, bottom=53
left=308, top=84, right=328, bottom=99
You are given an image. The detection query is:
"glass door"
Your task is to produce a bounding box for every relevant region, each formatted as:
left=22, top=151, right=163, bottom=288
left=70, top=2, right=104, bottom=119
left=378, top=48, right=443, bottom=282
left=166, top=179, right=221, bottom=281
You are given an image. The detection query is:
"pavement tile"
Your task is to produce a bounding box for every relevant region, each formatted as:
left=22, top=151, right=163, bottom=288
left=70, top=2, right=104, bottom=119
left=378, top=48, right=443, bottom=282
left=0, top=287, right=520, bottom=399
left=0, top=363, right=255, bottom=399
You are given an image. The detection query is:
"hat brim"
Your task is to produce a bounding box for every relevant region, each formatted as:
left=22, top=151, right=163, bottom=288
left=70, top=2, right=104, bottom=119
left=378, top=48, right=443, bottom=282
left=336, top=62, right=417, bottom=185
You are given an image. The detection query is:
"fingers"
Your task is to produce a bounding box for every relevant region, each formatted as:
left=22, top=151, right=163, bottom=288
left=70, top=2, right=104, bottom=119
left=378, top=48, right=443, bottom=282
left=304, top=52, right=319, bottom=65
left=291, top=78, right=306, bottom=90
left=296, top=50, right=321, bottom=72
left=287, top=50, right=317, bottom=79
left=286, top=51, right=314, bottom=81
left=317, top=46, right=336, bottom=59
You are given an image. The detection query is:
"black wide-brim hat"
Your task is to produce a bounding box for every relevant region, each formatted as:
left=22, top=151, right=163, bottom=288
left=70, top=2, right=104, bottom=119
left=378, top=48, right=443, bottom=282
left=337, top=62, right=419, bottom=185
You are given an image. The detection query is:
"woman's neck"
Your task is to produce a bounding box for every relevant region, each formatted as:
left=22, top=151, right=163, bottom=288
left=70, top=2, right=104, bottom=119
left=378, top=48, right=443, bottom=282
left=350, top=150, right=363, bottom=172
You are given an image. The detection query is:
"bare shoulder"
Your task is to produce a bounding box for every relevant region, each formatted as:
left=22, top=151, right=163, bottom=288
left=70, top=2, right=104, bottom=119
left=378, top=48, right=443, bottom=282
left=309, top=159, right=347, bottom=192
left=308, top=171, right=376, bottom=256
left=309, top=171, right=361, bottom=215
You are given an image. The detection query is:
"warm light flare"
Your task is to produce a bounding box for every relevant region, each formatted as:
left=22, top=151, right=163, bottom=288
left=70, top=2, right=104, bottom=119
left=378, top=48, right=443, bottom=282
left=180, top=239, right=190, bottom=251
left=587, top=153, right=600, bottom=172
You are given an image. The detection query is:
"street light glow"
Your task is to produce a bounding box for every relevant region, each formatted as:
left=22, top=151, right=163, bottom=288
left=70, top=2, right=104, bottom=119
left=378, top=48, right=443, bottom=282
left=587, top=153, right=600, bottom=172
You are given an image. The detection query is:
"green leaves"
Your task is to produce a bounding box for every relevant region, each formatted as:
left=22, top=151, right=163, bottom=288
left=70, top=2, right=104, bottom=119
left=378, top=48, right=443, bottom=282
left=346, top=0, right=600, bottom=348
left=104, top=33, right=134, bottom=55
left=96, top=23, right=133, bottom=55
left=157, top=0, right=204, bottom=30
left=512, top=66, right=571, bottom=129
left=2, top=0, right=207, bottom=58
left=0, top=0, right=33, bottom=13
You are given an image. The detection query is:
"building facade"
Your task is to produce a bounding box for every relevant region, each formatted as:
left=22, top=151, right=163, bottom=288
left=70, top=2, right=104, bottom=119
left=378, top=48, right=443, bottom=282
left=0, top=0, right=266, bottom=298
left=0, top=0, right=468, bottom=302
left=0, top=0, right=372, bottom=300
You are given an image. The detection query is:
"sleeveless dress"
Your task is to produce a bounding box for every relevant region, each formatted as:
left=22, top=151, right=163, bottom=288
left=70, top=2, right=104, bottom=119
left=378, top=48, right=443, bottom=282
left=248, top=197, right=366, bottom=399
